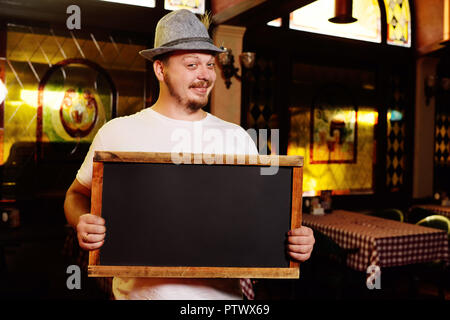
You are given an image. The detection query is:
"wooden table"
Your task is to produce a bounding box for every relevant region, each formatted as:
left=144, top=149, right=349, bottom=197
left=303, top=210, right=449, bottom=272
left=412, top=204, right=450, bottom=219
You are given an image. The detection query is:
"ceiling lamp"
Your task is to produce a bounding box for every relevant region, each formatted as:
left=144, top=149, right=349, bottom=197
left=329, top=0, right=357, bottom=24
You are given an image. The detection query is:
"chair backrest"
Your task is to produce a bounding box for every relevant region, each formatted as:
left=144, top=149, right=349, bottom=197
left=416, top=215, right=450, bottom=236
left=371, top=208, right=404, bottom=222
left=407, top=207, right=432, bottom=224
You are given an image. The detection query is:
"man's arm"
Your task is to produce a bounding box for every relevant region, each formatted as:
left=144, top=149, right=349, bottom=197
left=64, top=179, right=91, bottom=227
left=64, top=179, right=106, bottom=250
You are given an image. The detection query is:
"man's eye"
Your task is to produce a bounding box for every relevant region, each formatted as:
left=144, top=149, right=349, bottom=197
left=207, top=63, right=215, bottom=68
left=187, top=64, right=197, bottom=68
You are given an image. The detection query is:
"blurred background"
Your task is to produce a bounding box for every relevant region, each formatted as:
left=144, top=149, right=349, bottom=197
left=0, top=0, right=449, bottom=300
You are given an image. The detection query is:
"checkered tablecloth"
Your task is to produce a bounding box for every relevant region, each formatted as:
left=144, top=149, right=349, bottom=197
left=303, top=210, right=449, bottom=272
left=414, top=204, right=450, bottom=219
left=240, top=278, right=255, bottom=300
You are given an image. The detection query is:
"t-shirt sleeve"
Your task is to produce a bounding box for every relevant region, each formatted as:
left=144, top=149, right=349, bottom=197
left=246, top=131, right=259, bottom=155
left=237, top=127, right=259, bottom=155
left=76, top=130, right=105, bottom=189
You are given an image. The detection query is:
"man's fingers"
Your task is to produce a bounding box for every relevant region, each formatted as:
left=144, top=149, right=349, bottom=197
left=77, top=214, right=106, bottom=235
left=82, top=233, right=105, bottom=243
left=288, top=235, right=315, bottom=246
left=79, top=214, right=105, bottom=225
left=288, top=226, right=313, bottom=237
left=286, top=226, right=315, bottom=262
left=83, top=224, right=106, bottom=235
left=287, top=244, right=314, bottom=254
left=76, top=214, right=106, bottom=251
left=79, top=240, right=104, bottom=251
left=77, top=231, right=105, bottom=250
left=288, top=251, right=311, bottom=262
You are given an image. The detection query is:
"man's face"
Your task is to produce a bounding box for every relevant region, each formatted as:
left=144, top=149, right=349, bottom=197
left=162, top=51, right=216, bottom=111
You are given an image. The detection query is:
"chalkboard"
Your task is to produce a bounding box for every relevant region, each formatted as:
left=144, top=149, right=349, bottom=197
left=88, top=152, right=303, bottom=279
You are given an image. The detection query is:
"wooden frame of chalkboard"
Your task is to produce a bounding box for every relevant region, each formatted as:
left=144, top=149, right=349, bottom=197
left=88, top=151, right=303, bottom=279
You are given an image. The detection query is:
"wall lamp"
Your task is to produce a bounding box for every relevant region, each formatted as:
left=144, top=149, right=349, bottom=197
left=217, top=48, right=256, bottom=89
left=425, top=75, right=437, bottom=106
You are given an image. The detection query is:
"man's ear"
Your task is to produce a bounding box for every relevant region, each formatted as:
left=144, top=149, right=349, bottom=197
left=153, top=60, right=165, bottom=82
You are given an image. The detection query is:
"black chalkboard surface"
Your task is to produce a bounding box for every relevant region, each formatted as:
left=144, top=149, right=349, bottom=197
left=88, top=152, right=304, bottom=279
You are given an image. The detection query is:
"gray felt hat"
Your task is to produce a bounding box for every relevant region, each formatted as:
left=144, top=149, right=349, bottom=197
left=139, top=9, right=225, bottom=61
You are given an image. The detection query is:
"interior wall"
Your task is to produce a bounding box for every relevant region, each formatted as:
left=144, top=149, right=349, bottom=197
left=414, top=0, right=447, bottom=55
left=210, top=25, right=246, bottom=125
left=413, top=56, right=439, bottom=199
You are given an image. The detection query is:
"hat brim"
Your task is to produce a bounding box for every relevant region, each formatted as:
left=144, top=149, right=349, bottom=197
left=139, top=41, right=226, bottom=61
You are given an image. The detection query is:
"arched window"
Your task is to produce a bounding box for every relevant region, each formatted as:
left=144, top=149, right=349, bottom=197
left=268, top=0, right=412, bottom=47
left=263, top=1, right=413, bottom=195
left=383, top=0, right=411, bottom=47
left=288, top=0, right=382, bottom=43
left=267, top=17, right=282, bottom=27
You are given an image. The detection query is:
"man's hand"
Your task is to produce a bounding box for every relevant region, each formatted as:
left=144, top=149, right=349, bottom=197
left=287, top=226, right=315, bottom=262
left=76, top=214, right=106, bottom=251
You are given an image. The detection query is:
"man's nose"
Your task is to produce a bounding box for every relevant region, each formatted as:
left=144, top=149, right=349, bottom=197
left=197, top=65, right=214, bottom=81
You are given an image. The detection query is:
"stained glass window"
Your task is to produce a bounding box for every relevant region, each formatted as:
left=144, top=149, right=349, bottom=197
left=384, top=0, right=411, bottom=47
left=434, top=72, right=450, bottom=193
left=267, top=18, right=282, bottom=27
left=434, top=112, right=450, bottom=165
left=386, top=74, right=407, bottom=191
left=245, top=57, right=277, bottom=131
left=99, top=0, right=155, bottom=7
left=289, top=0, right=381, bottom=43
left=0, top=79, right=6, bottom=103
left=2, top=26, right=147, bottom=164
left=386, top=109, right=405, bottom=190
left=165, top=0, right=205, bottom=14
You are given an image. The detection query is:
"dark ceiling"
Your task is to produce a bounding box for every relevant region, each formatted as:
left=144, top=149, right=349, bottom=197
left=0, top=0, right=316, bottom=34
left=215, top=0, right=316, bottom=27
left=0, top=0, right=168, bottom=38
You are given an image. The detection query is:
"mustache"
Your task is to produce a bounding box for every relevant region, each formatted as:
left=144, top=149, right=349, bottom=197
left=189, top=80, right=212, bottom=88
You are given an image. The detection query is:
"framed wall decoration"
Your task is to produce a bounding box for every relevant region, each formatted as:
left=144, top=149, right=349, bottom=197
left=36, top=58, right=117, bottom=158
left=37, top=58, right=117, bottom=145
left=310, top=84, right=358, bottom=164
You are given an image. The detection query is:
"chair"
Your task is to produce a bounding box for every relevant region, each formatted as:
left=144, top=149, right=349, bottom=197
left=412, top=215, right=450, bottom=299
left=369, top=208, right=404, bottom=222
left=407, top=207, right=432, bottom=224
left=416, top=215, right=450, bottom=239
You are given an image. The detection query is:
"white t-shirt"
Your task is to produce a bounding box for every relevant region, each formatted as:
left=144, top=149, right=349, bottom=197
left=76, top=107, right=258, bottom=300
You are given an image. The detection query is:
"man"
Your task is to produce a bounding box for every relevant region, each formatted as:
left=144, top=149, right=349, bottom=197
left=64, top=9, right=314, bottom=300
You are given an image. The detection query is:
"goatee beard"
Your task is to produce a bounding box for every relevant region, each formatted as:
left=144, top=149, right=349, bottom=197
left=164, top=74, right=211, bottom=112
left=186, top=100, right=207, bottom=112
